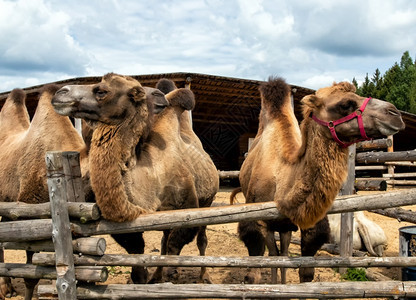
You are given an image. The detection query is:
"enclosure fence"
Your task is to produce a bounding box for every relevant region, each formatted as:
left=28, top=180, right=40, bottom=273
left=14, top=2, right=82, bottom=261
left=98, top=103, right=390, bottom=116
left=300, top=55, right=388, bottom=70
left=1, top=150, right=416, bottom=298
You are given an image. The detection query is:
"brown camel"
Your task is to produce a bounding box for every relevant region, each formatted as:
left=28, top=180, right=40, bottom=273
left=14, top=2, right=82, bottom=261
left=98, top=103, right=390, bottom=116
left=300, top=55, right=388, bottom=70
left=0, top=86, right=89, bottom=300
left=52, top=73, right=219, bottom=283
left=236, top=77, right=405, bottom=284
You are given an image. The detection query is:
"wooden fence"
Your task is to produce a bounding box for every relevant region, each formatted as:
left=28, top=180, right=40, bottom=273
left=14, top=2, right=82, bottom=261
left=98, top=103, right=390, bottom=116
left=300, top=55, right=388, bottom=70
left=2, top=151, right=416, bottom=299
left=355, top=137, right=416, bottom=188
left=221, top=138, right=416, bottom=190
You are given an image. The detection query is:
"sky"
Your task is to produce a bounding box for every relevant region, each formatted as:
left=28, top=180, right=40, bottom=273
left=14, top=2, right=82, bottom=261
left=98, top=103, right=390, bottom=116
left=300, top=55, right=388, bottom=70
left=1, top=0, right=415, bottom=93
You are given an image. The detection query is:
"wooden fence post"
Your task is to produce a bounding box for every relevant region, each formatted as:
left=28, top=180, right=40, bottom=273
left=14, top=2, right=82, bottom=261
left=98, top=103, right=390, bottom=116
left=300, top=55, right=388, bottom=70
left=46, top=151, right=77, bottom=300
left=387, top=135, right=395, bottom=183
left=339, top=145, right=356, bottom=274
left=62, top=151, right=85, bottom=203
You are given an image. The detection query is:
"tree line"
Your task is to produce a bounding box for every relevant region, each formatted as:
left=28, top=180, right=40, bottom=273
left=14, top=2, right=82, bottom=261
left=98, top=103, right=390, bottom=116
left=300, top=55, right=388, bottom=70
left=353, top=51, right=416, bottom=114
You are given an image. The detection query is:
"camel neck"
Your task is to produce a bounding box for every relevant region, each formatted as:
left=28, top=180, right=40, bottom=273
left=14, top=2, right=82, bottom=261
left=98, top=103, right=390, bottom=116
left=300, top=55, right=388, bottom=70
left=277, top=119, right=349, bottom=229
left=89, top=122, right=147, bottom=222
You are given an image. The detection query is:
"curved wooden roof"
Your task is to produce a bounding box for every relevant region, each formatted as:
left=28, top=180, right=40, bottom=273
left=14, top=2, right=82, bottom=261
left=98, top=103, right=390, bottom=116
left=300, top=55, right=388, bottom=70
left=0, top=72, right=314, bottom=121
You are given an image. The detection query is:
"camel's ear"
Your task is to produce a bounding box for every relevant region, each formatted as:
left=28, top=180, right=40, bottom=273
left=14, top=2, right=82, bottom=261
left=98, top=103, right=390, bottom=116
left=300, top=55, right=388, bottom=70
left=166, top=88, right=195, bottom=111
left=128, top=86, right=146, bottom=103
left=301, top=94, right=324, bottom=109
left=156, top=78, right=177, bottom=94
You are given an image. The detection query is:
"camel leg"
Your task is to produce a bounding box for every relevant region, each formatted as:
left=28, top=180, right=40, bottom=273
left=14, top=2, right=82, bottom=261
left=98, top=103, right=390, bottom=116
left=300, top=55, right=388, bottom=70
left=196, top=226, right=212, bottom=283
left=111, top=232, right=147, bottom=283
left=299, top=216, right=330, bottom=282
left=0, top=247, right=16, bottom=299
left=0, top=217, right=16, bottom=299
left=23, top=251, right=38, bottom=300
left=238, top=221, right=265, bottom=284
left=148, top=230, right=170, bottom=283
left=279, top=231, right=292, bottom=284
left=163, top=227, right=200, bottom=282
left=265, top=230, right=279, bottom=284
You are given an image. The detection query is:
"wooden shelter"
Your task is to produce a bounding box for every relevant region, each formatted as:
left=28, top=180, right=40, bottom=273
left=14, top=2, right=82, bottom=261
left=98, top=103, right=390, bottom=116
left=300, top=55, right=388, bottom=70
left=1, top=72, right=416, bottom=170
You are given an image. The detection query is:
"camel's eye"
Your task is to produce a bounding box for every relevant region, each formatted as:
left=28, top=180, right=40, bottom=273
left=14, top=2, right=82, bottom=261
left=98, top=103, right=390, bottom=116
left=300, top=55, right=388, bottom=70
left=339, top=100, right=357, bottom=112
left=94, top=88, right=108, bottom=99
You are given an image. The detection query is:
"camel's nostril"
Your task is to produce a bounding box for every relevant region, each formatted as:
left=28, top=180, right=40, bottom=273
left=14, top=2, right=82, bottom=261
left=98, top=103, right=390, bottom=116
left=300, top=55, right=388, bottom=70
left=388, top=109, right=399, bottom=116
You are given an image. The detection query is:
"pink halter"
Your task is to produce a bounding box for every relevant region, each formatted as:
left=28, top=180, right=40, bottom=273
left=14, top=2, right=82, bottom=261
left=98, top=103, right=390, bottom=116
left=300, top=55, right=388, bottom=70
left=311, top=97, right=372, bottom=148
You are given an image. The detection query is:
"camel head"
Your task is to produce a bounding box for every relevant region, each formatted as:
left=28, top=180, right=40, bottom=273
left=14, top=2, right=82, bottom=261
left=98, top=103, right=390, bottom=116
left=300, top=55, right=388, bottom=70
left=302, top=82, right=405, bottom=147
left=52, top=73, right=169, bottom=128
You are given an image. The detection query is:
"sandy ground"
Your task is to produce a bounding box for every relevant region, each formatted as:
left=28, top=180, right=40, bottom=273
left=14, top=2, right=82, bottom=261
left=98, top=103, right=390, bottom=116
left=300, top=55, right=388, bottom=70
left=4, top=187, right=416, bottom=299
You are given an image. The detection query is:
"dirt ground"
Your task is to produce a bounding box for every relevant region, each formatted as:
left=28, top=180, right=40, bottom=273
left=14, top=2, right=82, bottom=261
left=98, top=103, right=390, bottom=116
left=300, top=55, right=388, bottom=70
left=4, top=187, right=416, bottom=299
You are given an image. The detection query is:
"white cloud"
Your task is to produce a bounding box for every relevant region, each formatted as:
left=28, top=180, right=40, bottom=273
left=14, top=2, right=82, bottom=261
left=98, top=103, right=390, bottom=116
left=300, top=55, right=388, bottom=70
left=0, top=0, right=415, bottom=92
left=0, top=0, right=89, bottom=77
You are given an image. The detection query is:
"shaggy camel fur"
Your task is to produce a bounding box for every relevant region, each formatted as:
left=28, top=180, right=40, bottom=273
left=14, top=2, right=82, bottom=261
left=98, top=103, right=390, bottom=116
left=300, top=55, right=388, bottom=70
left=328, top=211, right=387, bottom=256
left=0, top=86, right=89, bottom=300
left=0, top=82, right=184, bottom=298
left=52, top=73, right=219, bottom=283
left=237, top=77, right=404, bottom=284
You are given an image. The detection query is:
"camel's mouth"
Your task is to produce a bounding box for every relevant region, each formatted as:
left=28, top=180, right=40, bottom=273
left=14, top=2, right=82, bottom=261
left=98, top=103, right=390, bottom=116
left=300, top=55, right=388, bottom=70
left=375, top=117, right=405, bottom=136
left=51, top=100, right=78, bottom=116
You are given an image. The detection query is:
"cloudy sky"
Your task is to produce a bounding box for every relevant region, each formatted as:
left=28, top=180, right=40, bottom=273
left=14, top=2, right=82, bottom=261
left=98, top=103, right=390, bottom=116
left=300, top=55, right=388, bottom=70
left=1, top=0, right=415, bottom=93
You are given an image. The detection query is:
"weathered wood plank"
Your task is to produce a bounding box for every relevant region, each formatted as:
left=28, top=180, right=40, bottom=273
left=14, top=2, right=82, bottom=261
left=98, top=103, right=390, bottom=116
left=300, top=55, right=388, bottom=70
left=0, top=219, right=53, bottom=242
left=383, top=172, right=416, bottom=178
left=218, top=170, right=240, bottom=179
left=71, top=189, right=416, bottom=237
left=32, top=253, right=416, bottom=269
left=356, top=150, right=416, bottom=164
left=2, top=189, right=416, bottom=241
left=370, top=207, right=416, bottom=224
left=339, top=145, right=355, bottom=274
left=46, top=151, right=77, bottom=300
left=0, top=263, right=107, bottom=282
left=355, top=165, right=387, bottom=171
left=356, top=138, right=392, bottom=151
left=0, top=237, right=106, bottom=256
left=355, top=179, right=387, bottom=191
left=0, top=202, right=99, bottom=222
left=37, top=281, right=416, bottom=299
left=62, top=151, right=85, bottom=203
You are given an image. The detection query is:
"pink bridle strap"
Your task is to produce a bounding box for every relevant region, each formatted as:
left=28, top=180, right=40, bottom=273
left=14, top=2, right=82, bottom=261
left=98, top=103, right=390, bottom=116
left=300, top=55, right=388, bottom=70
left=311, top=97, right=372, bottom=148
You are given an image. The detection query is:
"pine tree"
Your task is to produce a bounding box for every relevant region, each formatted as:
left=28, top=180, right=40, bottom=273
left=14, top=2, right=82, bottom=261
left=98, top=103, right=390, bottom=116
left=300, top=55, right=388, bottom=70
left=353, top=51, right=416, bottom=113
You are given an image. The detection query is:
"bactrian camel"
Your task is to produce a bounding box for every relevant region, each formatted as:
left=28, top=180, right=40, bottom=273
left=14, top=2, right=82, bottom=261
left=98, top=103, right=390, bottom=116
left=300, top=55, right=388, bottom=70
left=52, top=73, right=219, bottom=284
left=328, top=211, right=387, bottom=256
left=0, top=86, right=89, bottom=300
left=236, top=77, right=404, bottom=284
left=0, top=77, right=216, bottom=298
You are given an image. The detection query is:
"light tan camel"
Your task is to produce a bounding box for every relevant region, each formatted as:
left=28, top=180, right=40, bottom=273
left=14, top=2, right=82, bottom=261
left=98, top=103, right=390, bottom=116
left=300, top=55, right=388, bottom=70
left=236, top=77, right=405, bottom=284
left=0, top=83, right=178, bottom=298
left=52, top=73, right=219, bottom=283
left=328, top=211, right=387, bottom=256
left=0, top=85, right=89, bottom=300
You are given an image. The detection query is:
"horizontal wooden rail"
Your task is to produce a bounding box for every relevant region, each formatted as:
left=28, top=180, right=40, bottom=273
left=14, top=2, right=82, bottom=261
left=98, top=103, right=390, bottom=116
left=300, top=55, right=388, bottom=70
left=2, top=189, right=416, bottom=242
left=356, top=138, right=392, bottom=151
left=37, top=281, right=416, bottom=299
left=32, top=253, right=416, bottom=269
left=356, top=150, right=416, bottom=164
left=0, top=237, right=106, bottom=256
left=71, top=189, right=416, bottom=236
left=0, top=263, right=107, bottom=282
left=218, top=170, right=240, bottom=179
left=0, top=201, right=99, bottom=222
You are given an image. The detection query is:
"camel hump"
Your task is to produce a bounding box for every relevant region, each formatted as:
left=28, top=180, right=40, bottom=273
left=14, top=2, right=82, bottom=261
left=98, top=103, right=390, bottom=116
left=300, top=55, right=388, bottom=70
left=166, top=88, right=195, bottom=111
left=259, top=77, right=291, bottom=111
left=40, top=84, right=61, bottom=96
left=8, top=88, right=26, bottom=104
left=156, top=78, right=177, bottom=94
